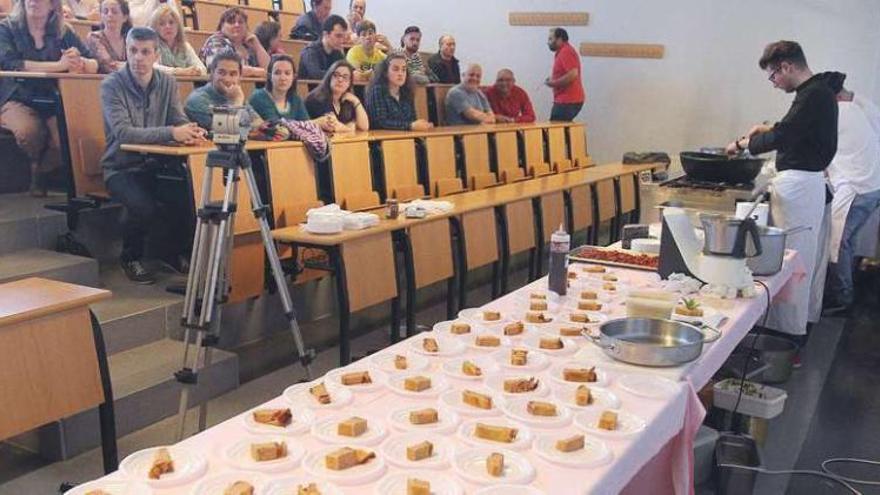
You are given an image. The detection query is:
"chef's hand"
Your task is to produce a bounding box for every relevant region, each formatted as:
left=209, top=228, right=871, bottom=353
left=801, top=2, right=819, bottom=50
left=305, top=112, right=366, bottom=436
left=747, top=124, right=772, bottom=138
left=725, top=137, right=746, bottom=156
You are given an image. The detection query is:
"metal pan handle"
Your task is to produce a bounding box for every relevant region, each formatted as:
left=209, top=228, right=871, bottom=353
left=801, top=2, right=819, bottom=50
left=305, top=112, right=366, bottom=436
left=699, top=324, right=722, bottom=343
left=586, top=331, right=617, bottom=352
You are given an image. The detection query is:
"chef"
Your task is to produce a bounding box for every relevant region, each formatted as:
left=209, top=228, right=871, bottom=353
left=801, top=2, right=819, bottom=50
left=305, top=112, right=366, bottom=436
left=726, top=40, right=838, bottom=343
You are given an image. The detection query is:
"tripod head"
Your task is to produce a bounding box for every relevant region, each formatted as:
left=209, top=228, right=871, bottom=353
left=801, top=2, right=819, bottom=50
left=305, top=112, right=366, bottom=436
left=210, top=105, right=251, bottom=147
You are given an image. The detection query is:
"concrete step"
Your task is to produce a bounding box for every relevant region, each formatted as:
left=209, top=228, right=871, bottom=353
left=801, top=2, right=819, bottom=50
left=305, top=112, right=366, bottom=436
left=0, top=248, right=99, bottom=287
left=0, top=193, right=68, bottom=255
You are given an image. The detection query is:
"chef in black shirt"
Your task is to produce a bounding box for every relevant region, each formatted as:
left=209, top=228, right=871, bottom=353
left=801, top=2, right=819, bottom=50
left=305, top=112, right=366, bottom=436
left=726, top=40, right=838, bottom=342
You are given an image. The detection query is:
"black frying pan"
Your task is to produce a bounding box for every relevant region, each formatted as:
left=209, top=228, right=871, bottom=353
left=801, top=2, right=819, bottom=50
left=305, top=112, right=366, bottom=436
left=680, top=151, right=765, bottom=184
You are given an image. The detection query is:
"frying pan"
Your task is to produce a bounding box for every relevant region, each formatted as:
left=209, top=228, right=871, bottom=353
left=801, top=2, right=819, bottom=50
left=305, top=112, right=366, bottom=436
left=680, top=151, right=765, bottom=184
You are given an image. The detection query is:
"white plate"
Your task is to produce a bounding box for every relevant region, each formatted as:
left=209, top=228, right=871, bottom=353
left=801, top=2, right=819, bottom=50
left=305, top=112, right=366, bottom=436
left=311, top=414, right=388, bottom=446
left=388, top=405, right=460, bottom=434
left=574, top=409, right=647, bottom=439
left=375, top=470, right=463, bottom=495
left=189, top=471, right=267, bottom=495
left=370, top=352, right=430, bottom=374
left=442, top=357, right=500, bottom=381
left=544, top=312, right=609, bottom=331
left=617, top=373, right=680, bottom=399
left=283, top=382, right=353, bottom=410
left=439, top=388, right=506, bottom=417
left=302, top=445, right=386, bottom=486
left=671, top=305, right=725, bottom=326
left=380, top=432, right=454, bottom=469
left=458, top=307, right=511, bottom=326
left=432, top=319, right=487, bottom=337
left=241, top=405, right=315, bottom=436
left=458, top=418, right=533, bottom=450
left=452, top=447, right=536, bottom=486
left=484, top=374, right=549, bottom=398
left=500, top=397, right=573, bottom=428
left=520, top=335, right=578, bottom=356
left=474, top=485, right=546, bottom=495
left=65, top=479, right=152, bottom=495
left=387, top=372, right=450, bottom=398
left=551, top=383, right=621, bottom=410
left=223, top=436, right=305, bottom=473
left=548, top=361, right=610, bottom=387
left=534, top=432, right=613, bottom=468
left=490, top=348, right=550, bottom=372
left=516, top=312, right=557, bottom=326
left=409, top=334, right=467, bottom=357
left=264, top=476, right=344, bottom=495
left=467, top=333, right=513, bottom=352
left=325, top=367, right=388, bottom=393
left=120, top=446, right=208, bottom=488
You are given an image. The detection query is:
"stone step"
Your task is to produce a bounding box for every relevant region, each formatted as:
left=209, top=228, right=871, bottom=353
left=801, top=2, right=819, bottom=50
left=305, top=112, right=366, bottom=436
left=0, top=193, right=68, bottom=255
left=0, top=248, right=99, bottom=287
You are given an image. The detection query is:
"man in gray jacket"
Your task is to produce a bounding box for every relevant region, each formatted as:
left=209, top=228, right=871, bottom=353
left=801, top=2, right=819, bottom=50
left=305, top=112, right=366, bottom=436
left=101, top=26, right=206, bottom=284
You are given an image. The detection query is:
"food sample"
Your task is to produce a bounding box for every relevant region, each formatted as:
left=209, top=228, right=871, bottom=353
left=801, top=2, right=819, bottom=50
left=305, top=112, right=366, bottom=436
left=407, top=478, right=431, bottom=495
left=564, top=367, right=597, bottom=383
left=583, top=265, right=606, bottom=273
left=483, top=310, right=502, bottom=321
left=539, top=336, right=564, bottom=350
left=530, top=300, right=548, bottom=311
left=463, top=389, right=493, bottom=409
left=148, top=448, right=174, bottom=480
left=510, top=348, right=528, bottom=366
left=527, top=400, right=558, bottom=416
left=85, top=490, right=112, bottom=495
left=603, top=282, right=617, bottom=292
left=462, top=360, right=483, bottom=376
left=575, top=385, right=593, bottom=406
left=530, top=292, right=547, bottom=300
left=570, top=312, right=590, bottom=323
left=224, top=481, right=255, bottom=495
left=337, top=417, right=368, bottom=437
left=475, top=334, right=501, bottom=347
left=526, top=311, right=552, bottom=323
left=578, top=300, right=602, bottom=311
left=487, top=452, right=505, bottom=477
left=675, top=298, right=704, bottom=317
left=451, top=322, right=472, bottom=334
left=504, top=321, right=525, bottom=336
left=324, top=447, right=374, bottom=471
left=602, top=274, right=618, bottom=282
left=504, top=377, right=539, bottom=393
left=252, top=408, right=292, bottom=427
left=580, top=290, right=598, bottom=300
left=309, top=382, right=332, bottom=405
left=555, top=434, right=585, bottom=453
left=404, top=375, right=432, bottom=392
left=251, top=441, right=287, bottom=462
left=475, top=423, right=518, bottom=443
left=395, top=354, right=408, bottom=370
left=409, top=408, right=439, bottom=425
left=422, top=337, right=439, bottom=353
left=567, top=271, right=578, bottom=279
left=571, top=246, right=660, bottom=269
left=559, top=326, right=584, bottom=337
left=406, top=440, right=434, bottom=461
left=297, top=483, right=321, bottom=495
left=598, top=411, right=618, bottom=431
left=340, top=371, right=372, bottom=386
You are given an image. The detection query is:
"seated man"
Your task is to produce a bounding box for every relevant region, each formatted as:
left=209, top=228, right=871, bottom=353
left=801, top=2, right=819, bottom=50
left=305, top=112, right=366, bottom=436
left=427, top=35, right=460, bottom=84
left=101, top=27, right=207, bottom=284
left=290, top=0, right=331, bottom=41
left=298, top=14, right=347, bottom=80
left=444, top=63, right=495, bottom=126
left=399, top=25, right=437, bottom=85
left=184, top=51, right=261, bottom=131
left=483, top=68, right=536, bottom=123
left=345, top=19, right=385, bottom=82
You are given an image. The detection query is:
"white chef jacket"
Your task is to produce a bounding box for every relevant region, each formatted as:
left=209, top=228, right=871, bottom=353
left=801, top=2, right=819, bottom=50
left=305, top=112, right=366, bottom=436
left=128, top=0, right=178, bottom=26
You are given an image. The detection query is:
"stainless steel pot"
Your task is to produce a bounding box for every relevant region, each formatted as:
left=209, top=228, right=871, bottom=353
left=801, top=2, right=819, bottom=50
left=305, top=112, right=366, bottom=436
left=590, top=318, right=721, bottom=367
left=747, top=225, right=810, bottom=276
left=700, top=213, right=762, bottom=258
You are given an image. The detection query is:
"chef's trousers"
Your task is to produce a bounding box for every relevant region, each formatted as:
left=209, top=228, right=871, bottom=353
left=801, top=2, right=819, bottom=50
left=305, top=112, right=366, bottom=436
left=828, top=189, right=880, bottom=305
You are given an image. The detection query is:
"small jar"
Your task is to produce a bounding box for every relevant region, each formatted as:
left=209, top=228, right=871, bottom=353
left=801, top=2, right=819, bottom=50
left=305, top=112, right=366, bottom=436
left=385, top=199, right=399, bottom=219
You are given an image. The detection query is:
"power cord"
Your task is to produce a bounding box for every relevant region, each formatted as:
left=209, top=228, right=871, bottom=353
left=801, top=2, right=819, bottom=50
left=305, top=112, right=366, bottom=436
left=822, top=458, right=880, bottom=487
left=726, top=280, right=773, bottom=429
left=716, top=464, right=862, bottom=494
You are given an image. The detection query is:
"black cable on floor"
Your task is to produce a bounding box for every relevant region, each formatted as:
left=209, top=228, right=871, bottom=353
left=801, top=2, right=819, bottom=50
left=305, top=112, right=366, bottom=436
left=726, top=280, right=772, bottom=430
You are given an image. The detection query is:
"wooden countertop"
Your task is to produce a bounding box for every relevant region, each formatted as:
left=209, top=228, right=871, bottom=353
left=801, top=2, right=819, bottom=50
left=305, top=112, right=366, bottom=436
left=0, top=278, right=111, bottom=327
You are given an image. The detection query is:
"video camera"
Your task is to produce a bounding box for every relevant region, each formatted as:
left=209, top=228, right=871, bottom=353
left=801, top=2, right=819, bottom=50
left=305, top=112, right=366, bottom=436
left=210, top=105, right=252, bottom=146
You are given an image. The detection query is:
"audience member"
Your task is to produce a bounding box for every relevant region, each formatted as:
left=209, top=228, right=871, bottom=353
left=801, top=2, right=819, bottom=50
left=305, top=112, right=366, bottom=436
left=150, top=5, right=205, bottom=75
left=365, top=52, right=433, bottom=131
left=254, top=20, right=284, bottom=55
left=290, top=0, right=331, bottom=41
left=427, top=34, right=459, bottom=84
left=249, top=54, right=309, bottom=121
left=297, top=14, right=346, bottom=80
left=185, top=51, right=261, bottom=130
left=445, top=63, right=494, bottom=125
left=86, top=0, right=131, bottom=73
left=101, top=27, right=205, bottom=283
left=545, top=27, right=584, bottom=121
left=399, top=25, right=437, bottom=85
left=0, top=0, right=98, bottom=196
left=62, top=0, right=98, bottom=20
left=305, top=59, right=369, bottom=132
left=127, top=0, right=177, bottom=26
left=345, top=19, right=384, bottom=82
left=483, top=68, right=535, bottom=123
left=200, top=7, right=270, bottom=78
left=345, top=0, right=389, bottom=51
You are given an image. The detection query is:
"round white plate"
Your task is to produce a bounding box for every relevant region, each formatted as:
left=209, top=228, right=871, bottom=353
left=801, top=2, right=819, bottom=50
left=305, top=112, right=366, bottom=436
left=380, top=432, right=454, bottom=469
left=442, top=357, right=500, bottom=381
left=223, top=436, right=305, bottom=473
left=452, top=447, right=536, bottom=485
left=264, top=476, right=344, bottom=495
left=283, top=382, right=353, bottom=410
left=388, top=405, right=460, bottom=434
left=458, top=418, right=533, bottom=450
left=409, top=334, right=467, bottom=357
left=617, top=373, right=680, bottom=399
left=375, top=470, right=463, bottom=495
left=474, top=485, right=546, bottom=495
left=670, top=305, right=723, bottom=326
left=468, top=333, right=513, bottom=352
left=387, top=372, right=450, bottom=398
left=574, top=409, right=647, bottom=439
left=534, top=432, right=613, bottom=468
left=551, top=383, right=621, bottom=410
left=440, top=388, right=506, bottom=417
left=491, top=348, right=550, bottom=372
left=433, top=319, right=486, bottom=337
left=302, top=446, right=386, bottom=486
left=189, top=471, right=267, bottom=495
left=370, top=352, right=430, bottom=374
left=545, top=311, right=609, bottom=330
left=66, top=479, right=152, bottom=495
left=311, top=414, right=388, bottom=446
left=120, top=446, right=207, bottom=488
left=520, top=335, right=578, bottom=356
left=458, top=307, right=511, bottom=326
left=325, top=367, right=388, bottom=393
left=516, top=312, right=557, bottom=326
left=484, top=374, right=549, bottom=398
left=518, top=299, right=562, bottom=314
left=500, top=397, right=573, bottom=428
left=548, top=361, right=610, bottom=387
left=241, top=405, right=315, bottom=436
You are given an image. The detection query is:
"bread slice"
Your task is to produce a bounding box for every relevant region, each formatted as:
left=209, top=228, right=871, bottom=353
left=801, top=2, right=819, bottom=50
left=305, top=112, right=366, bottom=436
left=483, top=310, right=502, bottom=321
left=580, top=290, right=598, bottom=300
left=422, top=337, right=439, bottom=353
left=394, top=354, right=408, bottom=370
left=337, top=417, right=367, bottom=437
left=296, top=483, right=321, bottom=495
left=539, top=336, right=564, bottom=350
left=486, top=452, right=505, bottom=477
left=463, top=389, right=493, bottom=409
left=504, top=321, right=525, bottom=336
left=147, top=448, right=174, bottom=480
left=407, top=478, right=431, bottom=495
left=409, top=408, right=439, bottom=425
left=578, top=300, right=602, bottom=311
left=526, top=312, right=552, bottom=323
left=555, top=434, right=585, bottom=452
left=598, top=410, right=618, bottom=430
left=510, top=348, right=528, bottom=366
left=251, top=441, right=287, bottom=462
left=504, top=377, right=539, bottom=393
left=406, top=440, right=434, bottom=461
left=475, top=334, right=501, bottom=347
left=224, top=481, right=255, bottom=495
left=563, top=367, right=597, bottom=383
left=527, top=400, right=558, bottom=417
left=451, top=322, right=472, bottom=334
left=530, top=300, right=548, bottom=311
left=252, top=408, right=292, bottom=427
left=340, top=371, right=372, bottom=386
left=559, top=326, right=584, bottom=337
left=474, top=423, right=518, bottom=443
left=575, top=384, right=593, bottom=406
left=583, top=265, right=606, bottom=273
left=309, top=382, right=332, bottom=405
left=404, top=375, right=431, bottom=392
left=462, top=360, right=482, bottom=376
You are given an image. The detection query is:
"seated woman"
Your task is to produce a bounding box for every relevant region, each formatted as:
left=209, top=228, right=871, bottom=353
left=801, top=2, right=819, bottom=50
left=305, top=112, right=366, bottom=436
left=85, top=0, right=130, bottom=73
left=199, top=7, right=269, bottom=78
left=0, top=0, right=98, bottom=195
left=62, top=0, right=99, bottom=20
left=150, top=4, right=205, bottom=75
left=305, top=60, right=369, bottom=133
left=365, top=52, right=433, bottom=131
left=248, top=54, right=310, bottom=122
left=254, top=20, right=284, bottom=56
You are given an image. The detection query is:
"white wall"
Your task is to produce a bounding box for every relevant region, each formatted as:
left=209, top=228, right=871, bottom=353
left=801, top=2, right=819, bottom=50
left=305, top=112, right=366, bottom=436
left=337, top=0, right=880, bottom=164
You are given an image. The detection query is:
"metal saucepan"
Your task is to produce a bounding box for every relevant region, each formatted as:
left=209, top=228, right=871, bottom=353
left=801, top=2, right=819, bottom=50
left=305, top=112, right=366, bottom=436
left=747, top=225, right=811, bottom=276
left=680, top=151, right=765, bottom=184
left=589, top=317, right=721, bottom=367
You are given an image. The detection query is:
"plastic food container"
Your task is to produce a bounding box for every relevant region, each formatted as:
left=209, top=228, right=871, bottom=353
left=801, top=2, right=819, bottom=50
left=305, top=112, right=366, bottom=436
left=713, top=379, right=787, bottom=419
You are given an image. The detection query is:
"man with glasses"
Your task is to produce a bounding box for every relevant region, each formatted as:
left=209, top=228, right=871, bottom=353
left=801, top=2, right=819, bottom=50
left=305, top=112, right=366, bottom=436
left=483, top=68, right=535, bottom=123
left=345, top=19, right=385, bottom=82
left=298, top=14, right=347, bottom=80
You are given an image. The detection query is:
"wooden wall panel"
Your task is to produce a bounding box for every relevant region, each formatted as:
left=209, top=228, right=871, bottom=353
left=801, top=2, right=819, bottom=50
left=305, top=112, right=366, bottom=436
left=580, top=42, right=665, bottom=59
left=509, top=12, right=589, bottom=26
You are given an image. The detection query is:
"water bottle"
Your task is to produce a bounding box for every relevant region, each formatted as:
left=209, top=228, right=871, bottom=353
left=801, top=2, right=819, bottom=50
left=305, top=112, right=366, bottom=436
left=548, top=224, right=570, bottom=296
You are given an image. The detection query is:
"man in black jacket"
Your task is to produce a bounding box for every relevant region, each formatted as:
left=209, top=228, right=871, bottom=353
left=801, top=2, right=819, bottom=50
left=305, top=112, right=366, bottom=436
left=290, top=0, right=332, bottom=41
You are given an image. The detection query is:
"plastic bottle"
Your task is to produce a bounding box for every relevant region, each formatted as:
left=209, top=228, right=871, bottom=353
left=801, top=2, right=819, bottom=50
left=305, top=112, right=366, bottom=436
left=548, top=224, right=570, bottom=296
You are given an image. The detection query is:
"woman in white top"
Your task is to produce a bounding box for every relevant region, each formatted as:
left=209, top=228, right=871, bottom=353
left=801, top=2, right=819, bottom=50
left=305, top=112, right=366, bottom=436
left=62, top=0, right=99, bottom=20
left=150, top=5, right=206, bottom=75
left=127, top=0, right=176, bottom=26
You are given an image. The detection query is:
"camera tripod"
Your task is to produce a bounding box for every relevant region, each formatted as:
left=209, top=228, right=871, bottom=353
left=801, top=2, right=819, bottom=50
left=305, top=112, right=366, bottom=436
left=174, top=144, right=315, bottom=440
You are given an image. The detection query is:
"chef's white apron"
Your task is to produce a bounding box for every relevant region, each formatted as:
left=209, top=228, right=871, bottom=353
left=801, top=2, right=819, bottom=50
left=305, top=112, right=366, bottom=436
left=828, top=184, right=858, bottom=263
left=809, top=201, right=831, bottom=323
left=765, top=170, right=826, bottom=335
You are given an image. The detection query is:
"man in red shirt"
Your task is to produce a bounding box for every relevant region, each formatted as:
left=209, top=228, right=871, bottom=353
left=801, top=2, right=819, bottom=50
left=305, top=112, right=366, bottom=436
left=483, top=69, right=536, bottom=123
left=545, top=27, right=585, bottom=121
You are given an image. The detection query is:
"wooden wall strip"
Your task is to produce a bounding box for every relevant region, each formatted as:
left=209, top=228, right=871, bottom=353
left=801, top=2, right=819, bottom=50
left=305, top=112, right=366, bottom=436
left=580, top=42, right=665, bottom=59
left=509, top=12, right=589, bottom=26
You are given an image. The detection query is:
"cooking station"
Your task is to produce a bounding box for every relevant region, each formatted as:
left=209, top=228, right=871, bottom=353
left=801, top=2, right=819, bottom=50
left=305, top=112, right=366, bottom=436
left=639, top=174, right=764, bottom=224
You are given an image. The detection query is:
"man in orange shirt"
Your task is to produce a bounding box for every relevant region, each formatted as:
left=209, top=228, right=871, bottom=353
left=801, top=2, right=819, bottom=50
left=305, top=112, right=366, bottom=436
left=545, top=27, right=584, bottom=121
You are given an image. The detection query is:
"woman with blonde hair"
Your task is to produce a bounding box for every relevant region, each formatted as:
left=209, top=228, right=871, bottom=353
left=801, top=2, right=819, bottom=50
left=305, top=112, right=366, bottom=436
left=150, top=4, right=205, bottom=75
left=85, top=0, right=131, bottom=73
